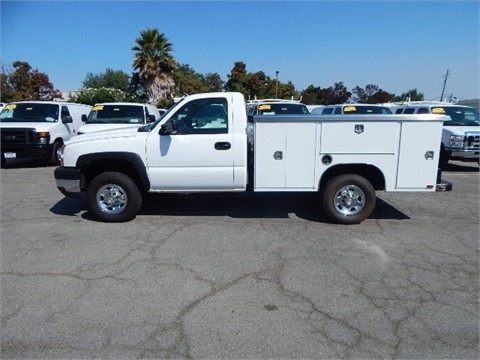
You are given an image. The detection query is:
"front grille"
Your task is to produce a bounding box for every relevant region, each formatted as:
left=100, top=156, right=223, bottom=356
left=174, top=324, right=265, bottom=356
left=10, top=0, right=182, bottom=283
left=0, top=128, right=36, bottom=144
left=464, top=132, right=480, bottom=151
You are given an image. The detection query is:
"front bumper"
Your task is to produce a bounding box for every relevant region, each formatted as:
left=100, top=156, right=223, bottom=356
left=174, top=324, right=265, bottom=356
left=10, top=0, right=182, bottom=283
left=449, top=149, right=479, bottom=160
left=54, top=167, right=83, bottom=197
left=1, top=143, right=53, bottom=160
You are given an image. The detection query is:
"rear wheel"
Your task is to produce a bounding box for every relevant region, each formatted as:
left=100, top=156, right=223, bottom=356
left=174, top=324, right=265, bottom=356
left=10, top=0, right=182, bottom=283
left=87, top=172, right=142, bottom=222
left=438, top=145, right=449, bottom=169
left=322, top=174, right=376, bottom=224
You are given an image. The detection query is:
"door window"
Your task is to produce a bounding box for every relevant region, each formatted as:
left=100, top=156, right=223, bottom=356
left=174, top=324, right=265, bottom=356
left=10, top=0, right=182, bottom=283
left=170, top=98, right=228, bottom=134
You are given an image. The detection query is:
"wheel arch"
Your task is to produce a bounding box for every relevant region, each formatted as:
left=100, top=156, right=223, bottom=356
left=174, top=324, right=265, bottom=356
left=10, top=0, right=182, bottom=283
left=77, top=152, right=150, bottom=192
left=319, top=164, right=385, bottom=192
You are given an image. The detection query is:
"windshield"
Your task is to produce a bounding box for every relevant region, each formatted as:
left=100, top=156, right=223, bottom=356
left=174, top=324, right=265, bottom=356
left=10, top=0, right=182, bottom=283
left=432, top=106, right=480, bottom=126
left=0, top=103, right=59, bottom=122
left=343, top=105, right=392, bottom=114
left=257, top=103, right=309, bottom=115
left=86, top=104, right=146, bottom=124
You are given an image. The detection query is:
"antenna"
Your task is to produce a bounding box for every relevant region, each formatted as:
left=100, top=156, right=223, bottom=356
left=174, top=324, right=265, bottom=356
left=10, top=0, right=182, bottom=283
left=440, top=69, right=449, bottom=102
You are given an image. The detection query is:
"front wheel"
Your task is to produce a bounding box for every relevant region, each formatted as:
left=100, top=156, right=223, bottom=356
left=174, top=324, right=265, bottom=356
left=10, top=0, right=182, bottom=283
left=321, top=174, right=376, bottom=224
left=87, top=172, right=142, bottom=222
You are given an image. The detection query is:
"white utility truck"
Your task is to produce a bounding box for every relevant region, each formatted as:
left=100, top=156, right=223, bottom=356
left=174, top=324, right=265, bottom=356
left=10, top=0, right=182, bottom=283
left=54, top=92, right=451, bottom=224
left=0, top=101, right=91, bottom=166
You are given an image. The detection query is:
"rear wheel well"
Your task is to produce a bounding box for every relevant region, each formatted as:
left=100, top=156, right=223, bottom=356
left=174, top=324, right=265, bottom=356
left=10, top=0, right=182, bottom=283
left=319, top=164, right=385, bottom=191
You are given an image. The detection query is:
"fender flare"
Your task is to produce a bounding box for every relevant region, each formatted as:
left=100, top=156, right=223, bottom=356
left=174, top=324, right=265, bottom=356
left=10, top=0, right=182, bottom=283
left=76, top=152, right=150, bottom=191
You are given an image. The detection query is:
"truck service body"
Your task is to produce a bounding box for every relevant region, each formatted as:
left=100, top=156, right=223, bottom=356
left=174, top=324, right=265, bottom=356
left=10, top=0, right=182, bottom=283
left=54, top=92, right=451, bottom=224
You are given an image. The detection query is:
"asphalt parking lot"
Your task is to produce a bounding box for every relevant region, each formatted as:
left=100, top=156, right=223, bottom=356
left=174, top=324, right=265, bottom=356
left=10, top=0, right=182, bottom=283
left=1, top=159, right=479, bottom=359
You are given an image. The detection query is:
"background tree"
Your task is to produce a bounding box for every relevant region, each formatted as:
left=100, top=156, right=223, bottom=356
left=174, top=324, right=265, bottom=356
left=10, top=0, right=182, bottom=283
left=83, top=68, right=130, bottom=91
left=0, top=61, right=61, bottom=102
left=132, top=28, right=177, bottom=105
left=224, top=61, right=250, bottom=96
left=352, top=84, right=393, bottom=103
left=392, top=88, right=424, bottom=102
left=301, top=82, right=351, bottom=105
left=69, top=68, right=138, bottom=105
left=68, top=88, right=136, bottom=105
left=172, top=64, right=210, bottom=96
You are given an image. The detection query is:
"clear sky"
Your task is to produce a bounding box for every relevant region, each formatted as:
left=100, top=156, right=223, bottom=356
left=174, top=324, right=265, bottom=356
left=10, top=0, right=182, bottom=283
left=1, top=0, right=479, bottom=101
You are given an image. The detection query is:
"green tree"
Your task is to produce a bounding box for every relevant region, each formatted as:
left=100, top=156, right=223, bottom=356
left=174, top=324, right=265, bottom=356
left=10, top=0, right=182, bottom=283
left=172, top=64, right=209, bottom=95
left=0, top=61, right=61, bottom=102
left=301, top=82, right=351, bottom=105
left=352, top=84, right=393, bottom=103
left=68, top=88, right=136, bottom=105
left=392, top=89, right=424, bottom=102
left=132, top=28, right=177, bottom=104
left=224, top=61, right=250, bottom=95
left=83, top=68, right=130, bottom=91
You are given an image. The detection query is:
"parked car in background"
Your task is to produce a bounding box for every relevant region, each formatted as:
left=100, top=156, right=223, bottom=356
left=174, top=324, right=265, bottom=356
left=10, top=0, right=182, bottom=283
left=389, top=102, right=479, bottom=168
left=246, top=99, right=310, bottom=116
left=77, top=102, right=160, bottom=135
left=311, top=104, right=393, bottom=115
left=0, top=101, right=91, bottom=167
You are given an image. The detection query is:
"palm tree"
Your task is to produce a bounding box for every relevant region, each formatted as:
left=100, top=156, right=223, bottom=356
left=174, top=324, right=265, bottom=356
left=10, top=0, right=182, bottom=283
left=132, top=28, right=177, bottom=104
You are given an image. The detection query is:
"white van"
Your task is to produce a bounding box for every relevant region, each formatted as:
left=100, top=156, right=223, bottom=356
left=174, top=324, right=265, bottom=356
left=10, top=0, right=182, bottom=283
left=311, top=103, right=393, bottom=115
left=0, top=101, right=91, bottom=166
left=391, top=102, right=479, bottom=168
left=77, top=102, right=160, bottom=135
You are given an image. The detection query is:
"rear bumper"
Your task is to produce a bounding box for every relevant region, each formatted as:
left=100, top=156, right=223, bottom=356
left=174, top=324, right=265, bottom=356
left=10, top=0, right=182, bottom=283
left=54, top=167, right=82, bottom=197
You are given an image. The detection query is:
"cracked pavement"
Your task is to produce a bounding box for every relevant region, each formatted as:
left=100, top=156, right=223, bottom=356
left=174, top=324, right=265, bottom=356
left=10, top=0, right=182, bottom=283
left=1, top=160, right=478, bottom=359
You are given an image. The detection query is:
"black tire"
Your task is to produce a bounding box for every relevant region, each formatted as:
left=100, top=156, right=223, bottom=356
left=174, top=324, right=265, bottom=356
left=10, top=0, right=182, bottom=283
left=50, top=141, right=63, bottom=166
left=87, top=172, right=142, bottom=222
left=438, top=145, right=448, bottom=169
left=321, top=174, right=376, bottom=225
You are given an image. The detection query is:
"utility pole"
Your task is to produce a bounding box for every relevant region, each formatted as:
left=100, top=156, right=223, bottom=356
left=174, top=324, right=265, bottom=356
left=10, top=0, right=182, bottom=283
left=440, top=69, right=449, bottom=102
left=275, top=71, right=279, bottom=99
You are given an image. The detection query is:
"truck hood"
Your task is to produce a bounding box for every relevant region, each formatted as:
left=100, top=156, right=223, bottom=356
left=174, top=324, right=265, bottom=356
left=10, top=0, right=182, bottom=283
left=0, top=121, right=60, bottom=131
left=77, top=123, right=142, bottom=134
left=66, top=126, right=141, bottom=145
left=443, top=125, right=480, bottom=135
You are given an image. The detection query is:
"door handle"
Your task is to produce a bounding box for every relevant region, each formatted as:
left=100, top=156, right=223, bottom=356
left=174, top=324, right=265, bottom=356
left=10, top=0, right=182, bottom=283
left=215, top=142, right=231, bottom=150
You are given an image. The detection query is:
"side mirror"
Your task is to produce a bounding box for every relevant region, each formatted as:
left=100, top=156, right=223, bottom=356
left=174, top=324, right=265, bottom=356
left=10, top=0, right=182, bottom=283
left=147, top=114, right=156, bottom=123
left=159, top=120, right=176, bottom=135
left=62, top=115, right=73, bottom=124
left=81, top=114, right=87, bottom=122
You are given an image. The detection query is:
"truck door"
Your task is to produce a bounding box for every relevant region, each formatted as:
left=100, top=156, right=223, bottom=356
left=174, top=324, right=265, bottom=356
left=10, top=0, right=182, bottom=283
left=145, top=97, right=235, bottom=191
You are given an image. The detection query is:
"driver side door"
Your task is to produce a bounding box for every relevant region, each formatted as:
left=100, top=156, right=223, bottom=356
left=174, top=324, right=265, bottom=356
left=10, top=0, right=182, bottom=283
left=145, top=97, right=235, bottom=191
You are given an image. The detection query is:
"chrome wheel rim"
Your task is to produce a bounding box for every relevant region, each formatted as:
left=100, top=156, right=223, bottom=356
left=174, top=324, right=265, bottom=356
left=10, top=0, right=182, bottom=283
left=333, top=184, right=365, bottom=216
left=96, top=183, right=127, bottom=214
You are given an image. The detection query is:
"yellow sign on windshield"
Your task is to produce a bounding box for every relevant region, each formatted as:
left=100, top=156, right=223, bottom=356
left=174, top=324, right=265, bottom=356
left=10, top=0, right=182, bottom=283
left=92, top=105, right=104, bottom=111
left=344, top=106, right=357, bottom=112
left=259, top=104, right=271, bottom=111
left=432, top=107, right=446, bottom=114
left=5, top=104, right=17, bottom=110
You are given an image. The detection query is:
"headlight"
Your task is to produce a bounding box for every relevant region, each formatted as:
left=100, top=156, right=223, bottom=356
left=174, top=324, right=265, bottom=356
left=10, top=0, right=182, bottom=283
left=448, top=135, right=465, bottom=148
left=57, top=144, right=65, bottom=166
left=36, top=131, right=50, bottom=144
